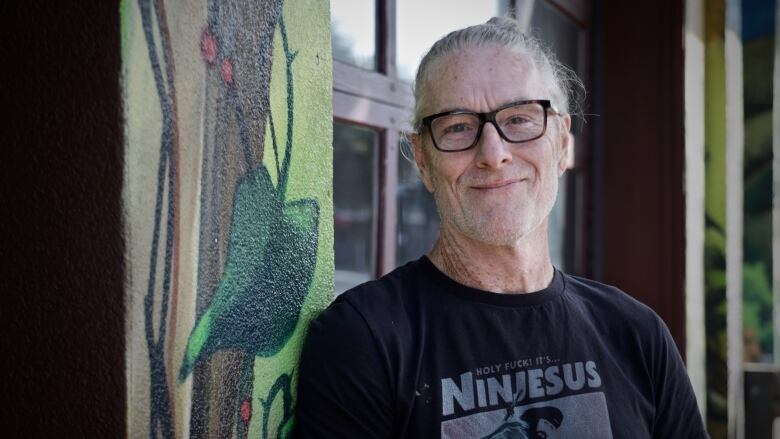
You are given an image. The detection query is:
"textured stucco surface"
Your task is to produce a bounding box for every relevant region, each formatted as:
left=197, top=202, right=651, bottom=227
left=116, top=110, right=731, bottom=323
left=122, top=0, right=332, bottom=436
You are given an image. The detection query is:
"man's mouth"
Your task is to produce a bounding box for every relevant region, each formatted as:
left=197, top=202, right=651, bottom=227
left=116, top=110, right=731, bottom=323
left=470, top=178, right=524, bottom=190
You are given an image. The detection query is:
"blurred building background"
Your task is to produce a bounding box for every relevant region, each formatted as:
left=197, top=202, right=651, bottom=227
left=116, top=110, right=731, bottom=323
left=329, top=0, right=778, bottom=437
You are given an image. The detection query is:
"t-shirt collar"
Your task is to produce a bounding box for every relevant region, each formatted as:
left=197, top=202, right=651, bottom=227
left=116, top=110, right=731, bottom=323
left=419, top=255, right=565, bottom=307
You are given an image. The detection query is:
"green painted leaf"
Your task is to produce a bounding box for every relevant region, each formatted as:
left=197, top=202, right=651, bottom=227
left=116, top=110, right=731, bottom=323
left=179, top=165, right=282, bottom=381
left=179, top=306, right=214, bottom=381
left=250, top=197, right=319, bottom=357
left=178, top=177, right=320, bottom=380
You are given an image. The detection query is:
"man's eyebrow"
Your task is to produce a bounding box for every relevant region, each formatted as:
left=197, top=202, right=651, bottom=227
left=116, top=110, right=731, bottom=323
left=434, top=97, right=534, bottom=114
left=434, top=106, right=470, bottom=114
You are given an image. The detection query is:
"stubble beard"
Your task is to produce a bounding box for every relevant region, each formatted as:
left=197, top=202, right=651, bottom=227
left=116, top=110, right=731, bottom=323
left=433, top=181, right=559, bottom=248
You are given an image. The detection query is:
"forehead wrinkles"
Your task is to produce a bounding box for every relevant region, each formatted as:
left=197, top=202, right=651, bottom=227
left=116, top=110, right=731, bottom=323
left=420, top=46, right=543, bottom=115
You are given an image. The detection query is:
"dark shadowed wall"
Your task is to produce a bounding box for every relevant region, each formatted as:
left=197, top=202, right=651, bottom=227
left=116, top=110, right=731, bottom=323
left=2, top=2, right=125, bottom=437
left=595, top=0, right=687, bottom=354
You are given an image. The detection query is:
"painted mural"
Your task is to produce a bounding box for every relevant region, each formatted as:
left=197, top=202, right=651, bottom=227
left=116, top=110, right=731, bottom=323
left=122, top=0, right=333, bottom=437
left=741, top=0, right=774, bottom=366
left=704, top=2, right=728, bottom=437
left=703, top=2, right=776, bottom=437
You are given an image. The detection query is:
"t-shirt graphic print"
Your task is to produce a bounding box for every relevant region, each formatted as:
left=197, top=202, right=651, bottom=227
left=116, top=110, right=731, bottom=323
left=441, top=356, right=612, bottom=439
left=440, top=360, right=611, bottom=438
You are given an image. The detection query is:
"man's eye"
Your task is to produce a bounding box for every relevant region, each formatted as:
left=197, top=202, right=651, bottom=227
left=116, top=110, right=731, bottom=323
left=443, top=123, right=471, bottom=134
left=507, top=116, right=530, bottom=125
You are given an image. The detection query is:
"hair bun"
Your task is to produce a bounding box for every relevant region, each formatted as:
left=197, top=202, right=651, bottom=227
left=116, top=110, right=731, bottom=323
left=486, top=16, right=521, bottom=32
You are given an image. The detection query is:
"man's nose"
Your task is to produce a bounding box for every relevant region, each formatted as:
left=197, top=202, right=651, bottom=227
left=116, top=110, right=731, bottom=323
left=474, top=121, right=513, bottom=169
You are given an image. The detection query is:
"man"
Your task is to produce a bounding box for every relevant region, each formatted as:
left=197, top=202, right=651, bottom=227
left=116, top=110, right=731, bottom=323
left=294, top=17, right=708, bottom=438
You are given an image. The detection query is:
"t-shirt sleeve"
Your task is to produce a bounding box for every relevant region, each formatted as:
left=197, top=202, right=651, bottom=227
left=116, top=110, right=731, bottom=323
left=293, top=298, right=395, bottom=438
left=650, top=315, right=709, bottom=439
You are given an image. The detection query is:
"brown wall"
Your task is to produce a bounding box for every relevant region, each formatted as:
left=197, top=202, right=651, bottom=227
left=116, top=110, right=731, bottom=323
left=596, top=0, right=687, bottom=354
left=2, top=2, right=125, bottom=437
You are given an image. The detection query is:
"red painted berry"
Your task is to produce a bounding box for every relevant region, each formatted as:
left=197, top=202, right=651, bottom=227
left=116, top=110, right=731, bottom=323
left=200, top=29, right=217, bottom=64
left=221, top=59, right=234, bottom=84
left=241, top=398, right=252, bottom=424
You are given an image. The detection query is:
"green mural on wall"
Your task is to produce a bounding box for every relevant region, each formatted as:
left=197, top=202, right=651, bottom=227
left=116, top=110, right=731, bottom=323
left=179, top=19, right=318, bottom=438
left=741, top=0, right=774, bottom=364
left=122, top=0, right=333, bottom=437
left=702, top=1, right=775, bottom=437
left=703, top=2, right=728, bottom=438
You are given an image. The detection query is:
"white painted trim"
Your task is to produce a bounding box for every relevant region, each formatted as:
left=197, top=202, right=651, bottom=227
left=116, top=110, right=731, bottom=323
left=684, top=0, right=708, bottom=417
left=725, top=1, right=745, bottom=437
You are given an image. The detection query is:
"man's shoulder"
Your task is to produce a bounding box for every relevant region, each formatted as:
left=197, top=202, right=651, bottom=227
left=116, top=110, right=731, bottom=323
left=312, top=257, right=430, bottom=338
left=339, top=256, right=429, bottom=308
left=561, top=273, right=664, bottom=329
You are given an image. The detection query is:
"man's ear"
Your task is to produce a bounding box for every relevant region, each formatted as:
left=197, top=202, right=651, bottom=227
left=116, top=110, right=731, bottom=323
left=556, top=115, right=572, bottom=177
left=412, top=133, right=435, bottom=193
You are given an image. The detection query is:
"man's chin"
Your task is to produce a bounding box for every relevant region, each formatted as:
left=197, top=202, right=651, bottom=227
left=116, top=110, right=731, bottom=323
left=460, top=221, right=535, bottom=247
left=438, top=207, right=542, bottom=246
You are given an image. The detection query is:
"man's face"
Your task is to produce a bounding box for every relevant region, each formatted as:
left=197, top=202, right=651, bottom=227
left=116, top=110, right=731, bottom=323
left=413, top=45, right=570, bottom=246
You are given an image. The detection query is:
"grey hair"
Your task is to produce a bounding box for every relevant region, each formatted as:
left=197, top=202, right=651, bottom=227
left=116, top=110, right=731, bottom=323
left=412, top=16, right=584, bottom=132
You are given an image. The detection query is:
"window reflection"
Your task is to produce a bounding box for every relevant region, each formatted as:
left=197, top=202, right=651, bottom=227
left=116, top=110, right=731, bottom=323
left=396, top=0, right=507, bottom=82
left=530, top=1, right=580, bottom=74
left=331, top=0, right=377, bottom=70
left=333, top=122, right=378, bottom=293
left=396, top=138, right=440, bottom=265
left=741, top=3, right=774, bottom=363
left=547, top=173, right=569, bottom=270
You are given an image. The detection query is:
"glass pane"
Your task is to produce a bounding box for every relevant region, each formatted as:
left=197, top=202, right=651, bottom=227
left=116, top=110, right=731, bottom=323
left=529, top=1, right=583, bottom=134
left=741, top=0, right=774, bottom=364
left=333, top=122, right=378, bottom=293
left=330, top=0, right=376, bottom=70
left=396, top=138, right=440, bottom=265
left=530, top=2, right=580, bottom=74
left=396, top=0, right=508, bottom=83
left=547, top=173, right=570, bottom=271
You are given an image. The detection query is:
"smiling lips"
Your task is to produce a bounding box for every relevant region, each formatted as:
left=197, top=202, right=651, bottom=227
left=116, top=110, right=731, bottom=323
left=470, top=178, right=525, bottom=190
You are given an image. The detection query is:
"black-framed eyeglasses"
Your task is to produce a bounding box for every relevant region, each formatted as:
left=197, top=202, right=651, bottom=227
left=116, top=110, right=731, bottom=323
left=419, top=99, right=560, bottom=152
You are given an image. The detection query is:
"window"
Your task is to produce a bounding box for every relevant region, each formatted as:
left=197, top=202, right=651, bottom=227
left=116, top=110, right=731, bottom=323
left=331, top=0, right=592, bottom=291
left=395, top=1, right=506, bottom=82
left=333, top=122, right=379, bottom=293
left=331, top=0, right=377, bottom=70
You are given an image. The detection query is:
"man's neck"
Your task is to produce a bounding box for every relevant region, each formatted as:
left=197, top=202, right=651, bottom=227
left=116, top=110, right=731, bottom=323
left=427, top=221, right=554, bottom=294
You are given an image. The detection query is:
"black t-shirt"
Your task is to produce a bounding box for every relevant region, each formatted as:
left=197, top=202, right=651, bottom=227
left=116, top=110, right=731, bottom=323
left=294, top=257, right=708, bottom=438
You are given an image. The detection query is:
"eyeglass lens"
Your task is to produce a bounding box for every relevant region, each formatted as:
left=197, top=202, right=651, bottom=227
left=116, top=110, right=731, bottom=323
left=430, top=102, right=546, bottom=151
